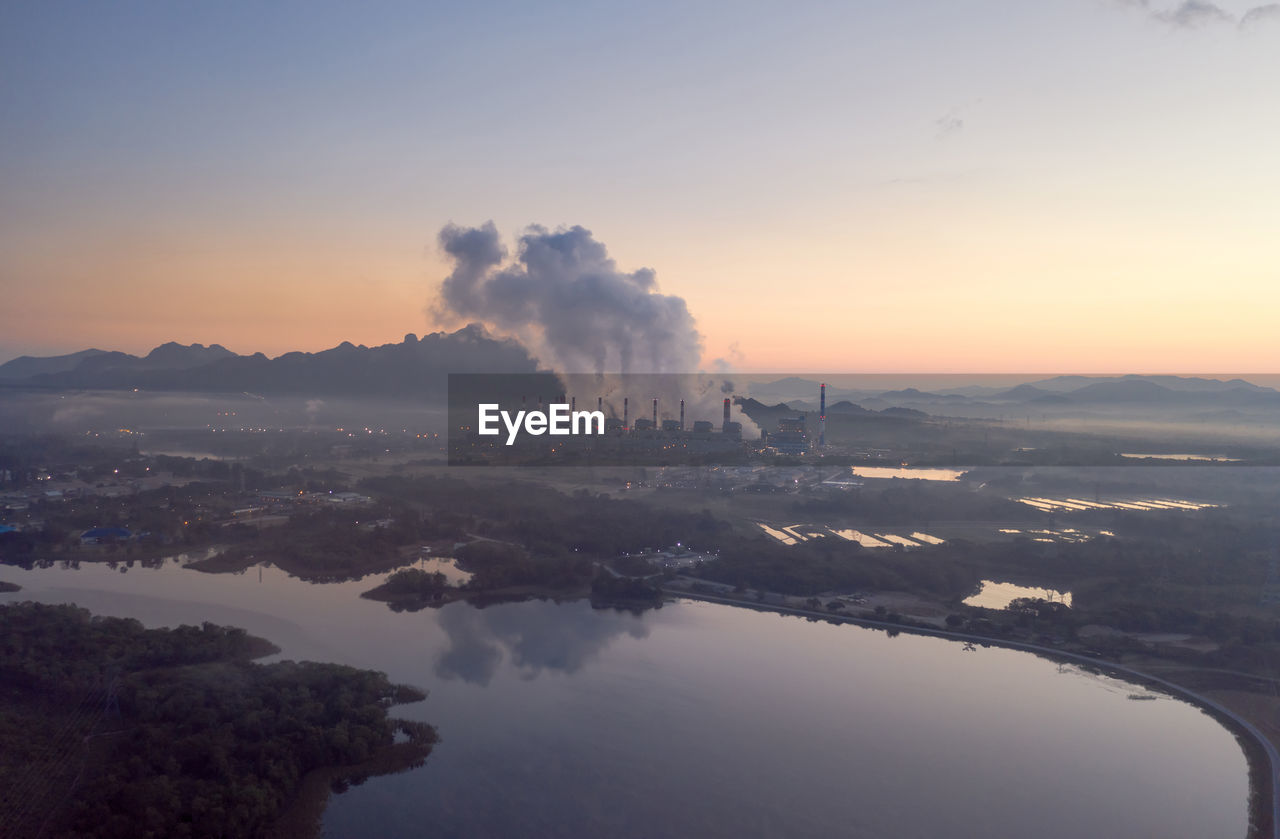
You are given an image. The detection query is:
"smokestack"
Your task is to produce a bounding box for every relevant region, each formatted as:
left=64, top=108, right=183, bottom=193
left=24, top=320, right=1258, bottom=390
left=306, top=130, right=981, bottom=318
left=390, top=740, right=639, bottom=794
left=652, top=398, right=658, bottom=428
left=819, top=383, right=826, bottom=449
left=680, top=399, right=685, bottom=431
left=598, top=396, right=603, bottom=413
left=624, top=397, right=629, bottom=430
left=723, top=397, right=731, bottom=430
left=571, top=396, right=576, bottom=413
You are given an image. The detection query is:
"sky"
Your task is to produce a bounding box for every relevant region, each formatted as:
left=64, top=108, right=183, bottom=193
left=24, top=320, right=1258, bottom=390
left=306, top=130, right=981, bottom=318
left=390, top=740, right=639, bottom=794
left=2, top=0, right=1278, bottom=373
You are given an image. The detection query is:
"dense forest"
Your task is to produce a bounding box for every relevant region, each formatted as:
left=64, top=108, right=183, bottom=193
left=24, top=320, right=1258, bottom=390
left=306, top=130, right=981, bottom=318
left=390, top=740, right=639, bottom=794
left=0, top=602, right=436, bottom=839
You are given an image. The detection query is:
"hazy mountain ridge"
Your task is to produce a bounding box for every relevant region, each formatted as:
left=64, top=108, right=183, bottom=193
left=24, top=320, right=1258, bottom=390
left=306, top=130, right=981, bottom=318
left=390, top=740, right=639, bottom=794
left=0, top=326, right=540, bottom=397
left=0, top=348, right=111, bottom=381
left=2, top=341, right=1275, bottom=409
left=750, top=374, right=1279, bottom=410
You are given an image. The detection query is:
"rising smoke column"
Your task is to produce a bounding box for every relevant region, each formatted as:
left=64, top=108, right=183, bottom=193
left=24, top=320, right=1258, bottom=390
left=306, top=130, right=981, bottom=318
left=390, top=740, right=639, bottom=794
left=433, top=222, right=703, bottom=374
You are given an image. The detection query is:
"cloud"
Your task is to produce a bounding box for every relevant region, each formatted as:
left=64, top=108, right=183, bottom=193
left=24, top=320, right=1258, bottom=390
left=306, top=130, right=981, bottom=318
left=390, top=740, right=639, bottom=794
left=433, top=222, right=703, bottom=374
left=1154, top=0, right=1233, bottom=26
left=1112, top=0, right=1280, bottom=27
left=710, top=341, right=744, bottom=374
left=1240, top=3, right=1280, bottom=25
left=433, top=600, right=649, bottom=685
left=935, top=114, right=964, bottom=138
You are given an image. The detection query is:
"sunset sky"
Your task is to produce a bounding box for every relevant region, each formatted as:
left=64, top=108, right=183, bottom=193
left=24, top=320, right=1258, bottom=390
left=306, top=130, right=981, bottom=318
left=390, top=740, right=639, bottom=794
left=2, top=1, right=1278, bottom=372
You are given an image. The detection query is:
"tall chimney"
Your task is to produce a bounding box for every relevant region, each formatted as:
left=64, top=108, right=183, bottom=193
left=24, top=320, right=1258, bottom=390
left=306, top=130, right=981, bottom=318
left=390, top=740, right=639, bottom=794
left=598, top=396, right=603, bottom=412
left=624, top=397, right=629, bottom=430
left=571, top=396, right=576, bottom=413
left=819, top=383, right=826, bottom=448
left=723, top=397, right=731, bottom=430
left=652, top=398, right=658, bottom=428
left=679, top=399, right=685, bottom=430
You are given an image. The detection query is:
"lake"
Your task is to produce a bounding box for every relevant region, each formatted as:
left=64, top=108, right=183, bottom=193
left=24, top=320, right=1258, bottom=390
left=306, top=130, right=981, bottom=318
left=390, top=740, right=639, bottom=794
left=0, top=560, right=1249, bottom=839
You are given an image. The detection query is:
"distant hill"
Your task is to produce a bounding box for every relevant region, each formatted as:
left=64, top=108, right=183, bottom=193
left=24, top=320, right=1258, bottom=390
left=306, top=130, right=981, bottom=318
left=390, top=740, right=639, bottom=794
left=980, top=375, right=1280, bottom=407
left=140, top=341, right=237, bottom=370
left=1066, top=380, right=1179, bottom=404
left=1030, top=374, right=1267, bottom=394
left=0, top=326, right=541, bottom=398
left=879, top=406, right=928, bottom=418
left=994, top=383, right=1053, bottom=401
left=877, top=387, right=943, bottom=400
left=0, top=348, right=110, bottom=381
left=29, top=343, right=240, bottom=381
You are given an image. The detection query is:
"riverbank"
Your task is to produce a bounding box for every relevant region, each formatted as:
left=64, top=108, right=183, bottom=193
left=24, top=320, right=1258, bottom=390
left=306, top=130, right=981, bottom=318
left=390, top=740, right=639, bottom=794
left=664, top=586, right=1278, bottom=839
left=361, top=577, right=591, bottom=610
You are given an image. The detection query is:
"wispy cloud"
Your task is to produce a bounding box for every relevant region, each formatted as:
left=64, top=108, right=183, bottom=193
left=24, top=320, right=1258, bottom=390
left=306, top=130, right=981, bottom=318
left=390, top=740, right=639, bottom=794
left=935, top=113, right=964, bottom=139
left=1114, top=0, right=1280, bottom=28
left=1240, top=3, right=1280, bottom=26
left=933, top=100, right=980, bottom=140
left=1155, top=0, right=1233, bottom=26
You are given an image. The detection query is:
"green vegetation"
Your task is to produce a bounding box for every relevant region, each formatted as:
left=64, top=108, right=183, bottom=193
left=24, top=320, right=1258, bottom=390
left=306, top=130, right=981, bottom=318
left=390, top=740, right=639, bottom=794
left=590, top=573, right=664, bottom=607
left=358, top=474, right=729, bottom=558
left=191, top=505, right=463, bottom=581
left=454, top=540, right=593, bottom=590
left=361, top=567, right=451, bottom=606
left=0, top=602, right=436, bottom=839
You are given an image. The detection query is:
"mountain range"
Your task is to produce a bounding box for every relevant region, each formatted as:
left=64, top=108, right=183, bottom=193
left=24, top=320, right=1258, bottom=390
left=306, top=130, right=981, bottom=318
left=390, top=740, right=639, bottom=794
left=747, top=374, right=1280, bottom=416
left=0, top=326, right=539, bottom=398
left=2, top=337, right=1277, bottom=411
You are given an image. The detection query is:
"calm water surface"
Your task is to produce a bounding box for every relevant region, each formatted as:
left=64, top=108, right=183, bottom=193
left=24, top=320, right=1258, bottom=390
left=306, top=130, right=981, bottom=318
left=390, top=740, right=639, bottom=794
left=0, top=561, right=1249, bottom=839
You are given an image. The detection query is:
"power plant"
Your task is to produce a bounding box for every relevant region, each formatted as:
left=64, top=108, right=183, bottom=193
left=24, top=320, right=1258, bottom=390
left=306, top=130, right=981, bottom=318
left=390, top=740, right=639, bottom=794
left=459, top=380, right=839, bottom=462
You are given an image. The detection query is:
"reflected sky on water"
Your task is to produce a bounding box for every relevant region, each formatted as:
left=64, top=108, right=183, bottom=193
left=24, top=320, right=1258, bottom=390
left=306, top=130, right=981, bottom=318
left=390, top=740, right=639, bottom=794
left=0, top=560, right=1249, bottom=839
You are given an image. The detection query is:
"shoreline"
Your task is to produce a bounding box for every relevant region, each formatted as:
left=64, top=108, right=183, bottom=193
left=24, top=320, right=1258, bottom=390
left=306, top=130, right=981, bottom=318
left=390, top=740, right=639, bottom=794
left=266, top=739, right=436, bottom=839
left=666, top=586, right=1278, bottom=839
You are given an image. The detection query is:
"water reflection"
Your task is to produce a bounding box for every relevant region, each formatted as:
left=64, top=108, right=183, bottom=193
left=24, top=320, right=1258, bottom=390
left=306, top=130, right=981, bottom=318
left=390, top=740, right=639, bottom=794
left=850, top=466, right=966, bottom=481
left=0, top=561, right=1251, bottom=839
left=434, top=599, right=649, bottom=685
left=964, top=580, right=1073, bottom=609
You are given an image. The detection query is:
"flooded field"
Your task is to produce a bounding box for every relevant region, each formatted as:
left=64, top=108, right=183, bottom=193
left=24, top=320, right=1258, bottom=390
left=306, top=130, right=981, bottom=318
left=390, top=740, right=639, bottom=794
left=1016, top=496, right=1218, bottom=513
left=964, top=580, right=1074, bottom=610
left=1120, top=454, right=1241, bottom=462
left=758, top=522, right=946, bottom=549
left=849, top=466, right=967, bottom=481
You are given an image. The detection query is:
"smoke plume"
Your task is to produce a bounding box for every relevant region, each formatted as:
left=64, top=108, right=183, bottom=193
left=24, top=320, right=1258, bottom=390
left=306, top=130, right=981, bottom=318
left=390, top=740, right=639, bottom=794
left=433, top=222, right=702, bottom=374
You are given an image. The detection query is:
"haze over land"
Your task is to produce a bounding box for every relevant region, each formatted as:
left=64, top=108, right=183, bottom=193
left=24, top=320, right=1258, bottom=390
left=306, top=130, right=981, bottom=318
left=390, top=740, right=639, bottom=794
left=3, top=3, right=1280, bottom=837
